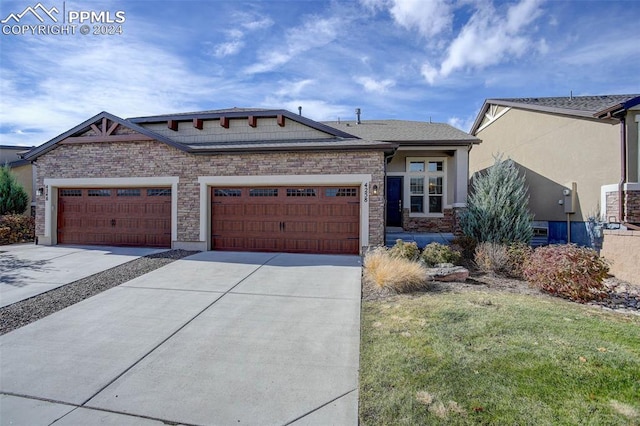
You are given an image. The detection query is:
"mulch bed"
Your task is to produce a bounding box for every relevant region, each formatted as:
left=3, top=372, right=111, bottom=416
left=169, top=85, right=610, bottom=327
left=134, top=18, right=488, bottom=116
left=363, top=269, right=640, bottom=315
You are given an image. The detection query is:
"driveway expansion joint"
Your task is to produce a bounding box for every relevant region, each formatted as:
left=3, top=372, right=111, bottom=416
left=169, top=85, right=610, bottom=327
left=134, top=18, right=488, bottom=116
left=79, top=252, right=281, bottom=407
left=229, top=290, right=358, bottom=301
left=283, top=388, right=358, bottom=425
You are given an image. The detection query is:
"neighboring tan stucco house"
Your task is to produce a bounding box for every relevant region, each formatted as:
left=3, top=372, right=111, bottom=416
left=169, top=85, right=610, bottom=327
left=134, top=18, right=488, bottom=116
left=1, top=145, right=35, bottom=215
left=22, top=108, right=479, bottom=254
left=469, top=94, right=640, bottom=246
left=324, top=116, right=480, bottom=234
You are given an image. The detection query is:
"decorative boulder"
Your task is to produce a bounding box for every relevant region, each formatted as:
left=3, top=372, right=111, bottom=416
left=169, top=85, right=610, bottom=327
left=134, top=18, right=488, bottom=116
left=426, top=263, right=469, bottom=282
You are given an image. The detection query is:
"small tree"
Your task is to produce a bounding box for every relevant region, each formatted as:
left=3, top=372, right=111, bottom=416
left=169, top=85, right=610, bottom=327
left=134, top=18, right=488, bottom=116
left=461, top=154, right=533, bottom=244
left=0, top=165, right=29, bottom=215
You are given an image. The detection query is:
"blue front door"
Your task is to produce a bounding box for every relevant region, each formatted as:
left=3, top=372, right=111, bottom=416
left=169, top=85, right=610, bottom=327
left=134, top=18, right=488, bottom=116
left=386, top=176, right=403, bottom=227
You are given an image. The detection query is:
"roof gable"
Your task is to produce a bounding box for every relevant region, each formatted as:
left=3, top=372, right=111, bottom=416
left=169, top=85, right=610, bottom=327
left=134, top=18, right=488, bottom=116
left=129, top=108, right=358, bottom=139
left=471, top=94, right=640, bottom=134
left=23, top=111, right=187, bottom=161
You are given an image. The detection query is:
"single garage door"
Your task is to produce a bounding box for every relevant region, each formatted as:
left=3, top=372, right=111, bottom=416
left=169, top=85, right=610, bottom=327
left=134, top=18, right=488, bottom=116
left=211, top=186, right=360, bottom=254
left=57, top=187, right=171, bottom=247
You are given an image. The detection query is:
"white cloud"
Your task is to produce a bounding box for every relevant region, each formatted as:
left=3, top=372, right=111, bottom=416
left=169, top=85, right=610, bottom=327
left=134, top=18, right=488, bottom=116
left=214, top=40, right=244, bottom=57
left=244, top=15, right=344, bottom=74
left=0, top=37, right=217, bottom=146
left=211, top=13, right=273, bottom=58
left=242, top=16, right=273, bottom=31
left=424, top=0, right=544, bottom=84
left=355, top=76, right=396, bottom=93
left=420, top=62, right=439, bottom=85
left=448, top=115, right=476, bottom=132
left=274, top=79, right=315, bottom=97
left=388, top=0, right=452, bottom=38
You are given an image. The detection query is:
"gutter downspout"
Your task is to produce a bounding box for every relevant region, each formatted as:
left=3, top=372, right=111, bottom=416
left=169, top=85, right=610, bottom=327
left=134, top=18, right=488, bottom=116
left=619, top=115, right=627, bottom=224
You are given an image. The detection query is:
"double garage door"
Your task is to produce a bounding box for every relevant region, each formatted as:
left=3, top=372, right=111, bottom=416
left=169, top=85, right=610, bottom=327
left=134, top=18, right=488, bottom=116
left=212, top=186, right=360, bottom=255
left=57, top=187, right=172, bottom=247
left=57, top=185, right=360, bottom=254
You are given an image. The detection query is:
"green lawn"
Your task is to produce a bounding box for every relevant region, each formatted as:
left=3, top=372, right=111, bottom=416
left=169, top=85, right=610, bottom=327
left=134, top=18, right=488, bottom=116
left=359, top=290, right=640, bottom=425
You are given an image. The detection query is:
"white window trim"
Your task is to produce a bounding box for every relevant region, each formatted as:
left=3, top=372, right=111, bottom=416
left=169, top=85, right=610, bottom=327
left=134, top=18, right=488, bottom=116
left=42, top=177, right=179, bottom=246
left=406, top=157, right=446, bottom=218
left=198, top=174, right=372, bottom=251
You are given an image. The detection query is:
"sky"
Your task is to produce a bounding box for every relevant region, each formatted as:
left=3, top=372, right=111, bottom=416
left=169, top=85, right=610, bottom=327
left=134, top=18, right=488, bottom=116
left=0, top=0, right=639, bottom=147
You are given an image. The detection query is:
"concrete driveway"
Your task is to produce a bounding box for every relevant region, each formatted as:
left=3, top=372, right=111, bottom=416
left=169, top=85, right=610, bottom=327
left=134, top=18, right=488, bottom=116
left=0, top=251, right=362, bottom=425
left=0, top=244, right=166, bottom=307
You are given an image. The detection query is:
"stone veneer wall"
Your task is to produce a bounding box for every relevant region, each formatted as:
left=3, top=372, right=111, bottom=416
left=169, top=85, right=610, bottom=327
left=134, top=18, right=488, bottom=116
left=601, top=230, right=640, bottom=285
left=34, top=140, right=386, bottom=249
left=401, top=207, right=463, bottom=234
left=606, top=190, right=640, bottom=224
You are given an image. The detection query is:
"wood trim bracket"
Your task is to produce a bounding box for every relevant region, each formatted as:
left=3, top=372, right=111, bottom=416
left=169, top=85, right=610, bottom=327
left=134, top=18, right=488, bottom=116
left=248, top=116, right=257, bottom=127
left=277, top=114, right=285, bottom=127
left=168, top=120, right=178, bottom=131
left=193, top=118, right=203, bottom=130
left=220, top=116, right=229, bottom=128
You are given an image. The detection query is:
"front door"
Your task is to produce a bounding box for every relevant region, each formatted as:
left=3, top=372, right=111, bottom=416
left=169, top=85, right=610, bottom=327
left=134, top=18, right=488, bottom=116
left=386, top=177, right=403, bottom=227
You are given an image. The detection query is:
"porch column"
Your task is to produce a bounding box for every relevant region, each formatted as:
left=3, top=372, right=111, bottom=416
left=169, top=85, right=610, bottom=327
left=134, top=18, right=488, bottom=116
left=453, top=147, right=469, bottom=207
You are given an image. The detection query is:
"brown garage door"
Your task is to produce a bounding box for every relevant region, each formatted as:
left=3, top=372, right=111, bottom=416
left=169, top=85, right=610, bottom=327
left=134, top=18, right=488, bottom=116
left=211, top=186, right=360, bottom=254
left=57, top=188, right=171, bottom=247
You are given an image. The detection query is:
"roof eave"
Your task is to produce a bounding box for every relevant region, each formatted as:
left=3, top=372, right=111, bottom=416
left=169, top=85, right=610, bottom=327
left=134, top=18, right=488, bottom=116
left=394, top=139, right=481, bottom=146
left=188, top=142, right=398, bottom=155
left=22, top=111, right=190, bottom=161
left=593, top=96, right=640, bottom=118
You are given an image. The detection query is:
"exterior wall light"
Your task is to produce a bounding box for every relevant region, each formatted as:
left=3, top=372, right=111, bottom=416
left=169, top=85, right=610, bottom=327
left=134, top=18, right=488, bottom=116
left=372, top=184, right=379, bottom=196
left=36, top=187, right=43, bottom=197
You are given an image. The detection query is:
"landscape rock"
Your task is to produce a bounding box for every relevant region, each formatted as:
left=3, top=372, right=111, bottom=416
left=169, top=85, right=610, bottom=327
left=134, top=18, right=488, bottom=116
left=426, top=264, right=469, bottom=282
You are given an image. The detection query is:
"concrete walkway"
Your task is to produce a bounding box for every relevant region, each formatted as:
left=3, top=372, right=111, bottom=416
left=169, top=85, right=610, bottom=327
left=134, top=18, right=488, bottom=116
left=0, top=244, right=167, bottom=308
left=0, top=251, right=362, bottom=425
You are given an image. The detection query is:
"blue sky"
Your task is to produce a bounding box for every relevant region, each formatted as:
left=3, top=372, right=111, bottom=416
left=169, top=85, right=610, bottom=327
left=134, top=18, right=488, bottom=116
left=1, top=0, right=639, bottom=147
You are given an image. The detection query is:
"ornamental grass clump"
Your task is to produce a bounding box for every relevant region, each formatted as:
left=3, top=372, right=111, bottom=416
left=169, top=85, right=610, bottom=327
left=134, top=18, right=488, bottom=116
left=474, top=242, right=510, bottom=275
left=421, top=242, right=461, bottom=267
left=363, top=247, right=427, bottom=293
left=523, top=244, right=609, bottom=302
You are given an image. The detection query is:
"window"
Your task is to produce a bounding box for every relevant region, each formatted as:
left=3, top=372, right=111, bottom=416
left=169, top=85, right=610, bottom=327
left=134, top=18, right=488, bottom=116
left=407, top=158, right=445, bottom=215
left=117, top=189, right=141, bottom=196
left=409, top=161, right=425, bottom=172
left=410, top=177, right=424, bottom=213
left=148, top=188, right=172, bottom=196
left=88, top=189, right=111, bottom=197
left=287, top=188, right=316, bottom=197
left=213, top=189, right=241, bottom=197
left=60, top=189, right=82, bottom=197
left=326, top=188, right=357, bottom=197
left=249, top=188, right=278, bottom=197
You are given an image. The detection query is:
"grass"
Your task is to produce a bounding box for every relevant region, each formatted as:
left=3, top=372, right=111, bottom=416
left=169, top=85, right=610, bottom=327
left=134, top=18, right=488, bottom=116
left=359, top=290, right=640, bottom=425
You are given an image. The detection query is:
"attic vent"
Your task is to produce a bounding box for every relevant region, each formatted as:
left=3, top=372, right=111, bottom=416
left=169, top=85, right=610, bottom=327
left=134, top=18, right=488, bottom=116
left=355, top=108, right=361, bottom=124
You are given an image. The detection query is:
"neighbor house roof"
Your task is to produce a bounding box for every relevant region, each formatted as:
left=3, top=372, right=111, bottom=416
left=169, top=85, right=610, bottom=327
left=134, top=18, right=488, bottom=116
left=322, top=120, right=480, bottom=146
left=471, top=94, right=640, bottom=134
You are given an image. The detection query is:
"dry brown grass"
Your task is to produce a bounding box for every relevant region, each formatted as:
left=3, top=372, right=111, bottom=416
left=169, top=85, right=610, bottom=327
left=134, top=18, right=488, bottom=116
left=363, top=247, right=428, bottom=293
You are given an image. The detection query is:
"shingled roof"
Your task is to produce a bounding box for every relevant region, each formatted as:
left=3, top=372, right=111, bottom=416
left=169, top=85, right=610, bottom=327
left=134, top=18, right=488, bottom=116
left=471, top=94, right=640, bottom=134
left=322, top=120, right=479, bottom=146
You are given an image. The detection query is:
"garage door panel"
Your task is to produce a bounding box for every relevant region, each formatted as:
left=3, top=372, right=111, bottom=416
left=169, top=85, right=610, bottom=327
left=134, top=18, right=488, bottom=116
left=58, top=187, right=171, bottom=248
left=245, top=221, right=280, bottom=233
left=212, top=186, right=359, bottom=254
